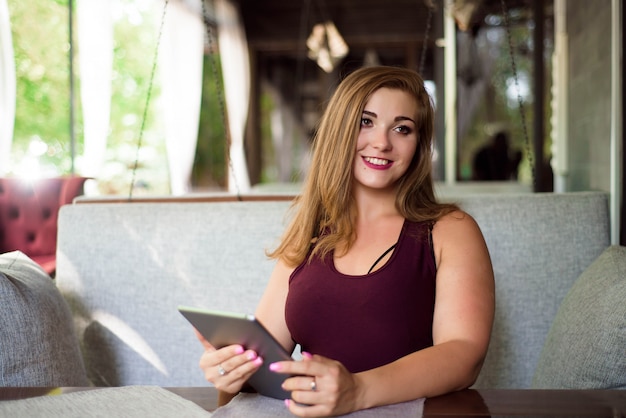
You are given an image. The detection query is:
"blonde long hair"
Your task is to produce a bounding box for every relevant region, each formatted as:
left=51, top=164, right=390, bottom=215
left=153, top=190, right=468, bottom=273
left=268, top=66, right=457, bottom=266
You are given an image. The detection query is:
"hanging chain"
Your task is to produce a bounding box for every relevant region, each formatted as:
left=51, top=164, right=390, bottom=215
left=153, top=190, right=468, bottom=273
left=294, top=0, right=312, bottom=117
left=201, top=0, right=242, bottom=198
left=500, top=0, right=536, bottom=189
left=129, top=0, right=170, bottom=200
left=419, top=1, right=435, bottom=75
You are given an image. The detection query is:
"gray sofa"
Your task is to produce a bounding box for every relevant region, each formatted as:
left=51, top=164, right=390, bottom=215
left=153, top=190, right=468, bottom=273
left=2, top=191, right=625, bottom=391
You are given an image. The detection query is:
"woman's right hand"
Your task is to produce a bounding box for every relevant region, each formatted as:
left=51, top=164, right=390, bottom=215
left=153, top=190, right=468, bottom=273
left=195, top=328, right=264, bottom=394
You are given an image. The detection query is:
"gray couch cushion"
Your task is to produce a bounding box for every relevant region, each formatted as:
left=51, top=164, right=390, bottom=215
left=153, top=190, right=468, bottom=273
left=0, top=251, right=88, bottom=386
left=532, top=245, right=626, bottom=389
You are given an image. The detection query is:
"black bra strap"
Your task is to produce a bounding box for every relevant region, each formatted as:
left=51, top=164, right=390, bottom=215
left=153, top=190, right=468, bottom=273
left=368, top=243, right=398, bottom=274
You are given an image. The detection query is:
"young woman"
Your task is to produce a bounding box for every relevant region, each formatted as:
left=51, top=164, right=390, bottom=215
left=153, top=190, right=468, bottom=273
left=197, top=66, right=495, bottom=416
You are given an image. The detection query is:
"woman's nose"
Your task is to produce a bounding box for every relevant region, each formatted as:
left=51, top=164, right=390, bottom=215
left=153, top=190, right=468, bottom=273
left=371, top=129, right=392, bottom=150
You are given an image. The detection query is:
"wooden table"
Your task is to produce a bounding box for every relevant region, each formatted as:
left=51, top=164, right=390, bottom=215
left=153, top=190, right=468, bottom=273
left=1, top=387, right=624, bottom=416
left=424, top=389, right=626, bottom=417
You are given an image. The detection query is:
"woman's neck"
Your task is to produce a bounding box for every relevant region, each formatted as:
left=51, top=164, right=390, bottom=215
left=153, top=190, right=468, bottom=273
left=353, top=185, right=400, bottom=223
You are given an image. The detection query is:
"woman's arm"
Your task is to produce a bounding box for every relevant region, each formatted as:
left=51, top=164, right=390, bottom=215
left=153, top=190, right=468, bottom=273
left=278, top=211, right=495, bottom=416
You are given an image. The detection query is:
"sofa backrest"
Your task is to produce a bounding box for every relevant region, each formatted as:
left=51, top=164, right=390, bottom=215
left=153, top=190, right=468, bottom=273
left=461, top=192, right=609, bottom=388
left=55, top=191, right=609, bottom=388
left=57, top=199, right=293, bottom=387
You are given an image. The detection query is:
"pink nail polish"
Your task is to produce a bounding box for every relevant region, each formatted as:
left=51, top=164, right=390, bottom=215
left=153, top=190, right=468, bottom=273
left=253, top=357, right=263, bottom=366
left=284, top=399, right=290, bottom=408
left=235, top=345, right=244, bottom=354
left=269, top=362, right=281, bottom=371
left=302, top=351, right=313, bottom=359
left=246, top=350, right=257, bottom=360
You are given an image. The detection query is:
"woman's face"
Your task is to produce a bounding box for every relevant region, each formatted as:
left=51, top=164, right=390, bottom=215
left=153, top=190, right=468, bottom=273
left=353, top=87, right=419, bottom=193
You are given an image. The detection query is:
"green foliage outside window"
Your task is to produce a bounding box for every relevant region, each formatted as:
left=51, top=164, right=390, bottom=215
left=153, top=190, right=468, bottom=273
left=9, top=0, right=73, bottom=176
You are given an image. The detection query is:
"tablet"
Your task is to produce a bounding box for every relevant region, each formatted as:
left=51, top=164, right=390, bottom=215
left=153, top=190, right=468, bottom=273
left=178, top=306, right=293, bottom=400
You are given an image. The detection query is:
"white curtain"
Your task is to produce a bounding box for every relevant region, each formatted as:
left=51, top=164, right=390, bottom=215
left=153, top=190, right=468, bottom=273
left=77, top=0, right=113, bottom=181
left=160, top=0, right=204, bottom=195
left=0, top=0, right=15, bottom=176
left=215, top=0, right=251, bottom=193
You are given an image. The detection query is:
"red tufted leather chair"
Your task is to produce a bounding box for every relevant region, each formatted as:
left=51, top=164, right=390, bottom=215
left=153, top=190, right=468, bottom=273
left=0, top=177, right=89, bottom=275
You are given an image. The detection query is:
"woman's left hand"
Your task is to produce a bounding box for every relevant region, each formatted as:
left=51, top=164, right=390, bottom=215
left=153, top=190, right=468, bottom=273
left=270, top=352, right=364, bottom=417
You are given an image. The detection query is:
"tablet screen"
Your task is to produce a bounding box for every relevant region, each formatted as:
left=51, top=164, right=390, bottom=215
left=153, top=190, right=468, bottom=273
left=178, top=306, right=293, bottom=400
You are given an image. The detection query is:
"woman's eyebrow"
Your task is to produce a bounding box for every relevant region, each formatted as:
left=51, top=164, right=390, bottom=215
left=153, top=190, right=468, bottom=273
left=396, top=116, right=416, bottom=124
left=362, top=110, right=415, bottom=124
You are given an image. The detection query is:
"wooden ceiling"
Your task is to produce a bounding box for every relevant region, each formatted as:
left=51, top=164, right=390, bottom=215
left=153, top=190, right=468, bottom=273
left=232, top=0, right=537, bottom=79
left=236, top=0, right=436, bottom=53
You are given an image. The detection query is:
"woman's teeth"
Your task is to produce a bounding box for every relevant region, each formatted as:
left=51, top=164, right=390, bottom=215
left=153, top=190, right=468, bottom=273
left=364, top=157, right=390, bottom=166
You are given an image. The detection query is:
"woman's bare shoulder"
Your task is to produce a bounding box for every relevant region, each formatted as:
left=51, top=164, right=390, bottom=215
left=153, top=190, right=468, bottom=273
left=431, top=209, right=489, bottom=263
left=434, top=209, right=481, bottom=232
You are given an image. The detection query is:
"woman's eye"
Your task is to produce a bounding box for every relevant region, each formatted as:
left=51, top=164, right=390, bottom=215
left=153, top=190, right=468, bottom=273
left=360, top=117, right=372, bottom=127
left=395, top=125, right=413, bottom=135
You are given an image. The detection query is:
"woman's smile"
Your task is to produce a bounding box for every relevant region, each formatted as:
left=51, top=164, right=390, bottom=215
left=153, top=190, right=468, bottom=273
left=362, top=156, right=393, bottom=169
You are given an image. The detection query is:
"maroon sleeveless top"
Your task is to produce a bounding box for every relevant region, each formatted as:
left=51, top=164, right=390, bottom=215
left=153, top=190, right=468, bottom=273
left=285, top=220, right=436, bottom=373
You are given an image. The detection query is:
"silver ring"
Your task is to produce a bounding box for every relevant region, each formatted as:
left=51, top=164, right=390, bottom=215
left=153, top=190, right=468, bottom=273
left=218, top=364, right=228, bottom=376
left=310, top=378, right=317, bottom=391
